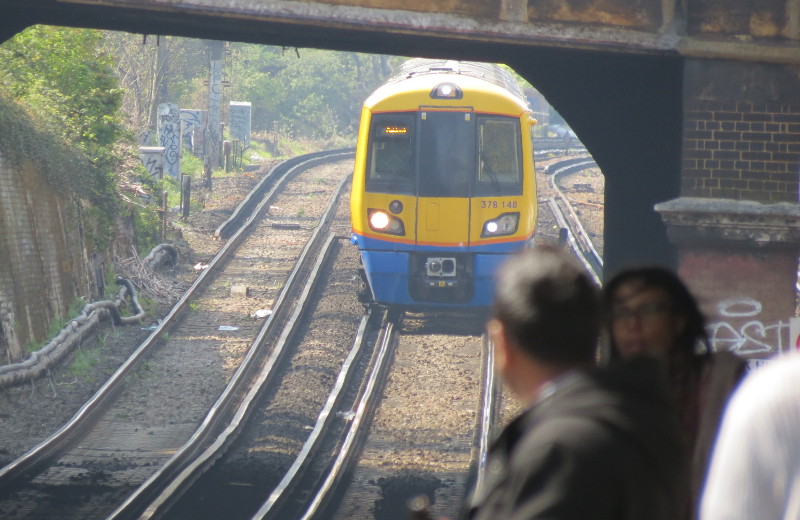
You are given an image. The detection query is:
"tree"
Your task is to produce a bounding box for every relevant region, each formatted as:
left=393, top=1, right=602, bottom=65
left=225, top=45, right=401, bottom=140
left=0, top=25, right=125, bottom=212
left=101, top=33, right=206, bottom=142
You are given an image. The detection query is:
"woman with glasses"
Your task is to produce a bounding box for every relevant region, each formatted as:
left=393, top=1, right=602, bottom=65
left=603, top=267, right=747, bottom=520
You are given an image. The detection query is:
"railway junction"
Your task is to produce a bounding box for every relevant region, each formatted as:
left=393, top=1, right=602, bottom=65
left=2, top=0, right=799, bottom=364
left=1, top=0, right=799, bottom=517
left=0, top=147, right=585, bottom=519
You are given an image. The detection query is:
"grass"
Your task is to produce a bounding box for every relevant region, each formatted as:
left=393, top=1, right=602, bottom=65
left=21, top=297, right=89, bottom=354
left=69, top=347, right=101, bottom=381
left=132, top=360, right=153, bottom=381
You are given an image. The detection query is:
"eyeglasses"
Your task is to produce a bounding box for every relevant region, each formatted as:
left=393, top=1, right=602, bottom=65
left=611, top=301, right=671, bottom=323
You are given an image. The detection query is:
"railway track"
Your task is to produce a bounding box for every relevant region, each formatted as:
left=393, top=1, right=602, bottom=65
left=0, top=142, right=602, bottom=520
left=0, top=150, right=357, bottom=518
left=0, top=148, right=501, bottom=520
left=538, top=148, right=604, bottom=284
left=331, top=312, right=492, bottom=520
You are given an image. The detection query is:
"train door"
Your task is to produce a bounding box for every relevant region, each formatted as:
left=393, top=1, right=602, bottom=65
left=415, top=109, right=474, bottom=248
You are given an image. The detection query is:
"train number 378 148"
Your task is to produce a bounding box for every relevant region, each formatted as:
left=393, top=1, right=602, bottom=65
left=481, top=200, right=518, bottom=209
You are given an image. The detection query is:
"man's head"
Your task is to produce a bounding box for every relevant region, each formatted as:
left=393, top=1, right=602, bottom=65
left=490, top=246, right=600, bottom=370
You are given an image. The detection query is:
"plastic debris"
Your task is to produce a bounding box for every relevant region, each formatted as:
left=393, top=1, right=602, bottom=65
left=141, top=319, right=162, bottom=331
left=337, top=410, right=356, bottom=421
left=252, top=309, right=272, bottom=318
left=194, top=263, right=209, bottom=270
left=218, top=325, right=239, bottom=331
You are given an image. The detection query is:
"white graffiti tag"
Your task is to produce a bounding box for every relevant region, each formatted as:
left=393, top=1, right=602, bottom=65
left=707, top=297, right=788, bottom=356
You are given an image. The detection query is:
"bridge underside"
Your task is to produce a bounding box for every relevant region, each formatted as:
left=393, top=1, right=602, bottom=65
left=3, top=0, right=800, bottom=357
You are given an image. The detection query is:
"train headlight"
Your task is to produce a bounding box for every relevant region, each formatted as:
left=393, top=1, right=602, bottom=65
left=368, top=209, right=405, bottom=236
left=481, top=212, right=520, bottom=238
left=430, top=82, right=463, bottom=100
left=370, top=211, right=389, bottom=230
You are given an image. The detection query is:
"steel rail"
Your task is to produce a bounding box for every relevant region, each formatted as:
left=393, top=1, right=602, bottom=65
left=545, top=156, right=596, bottom=176
left=548, top=158, right=603, bottom=284
left=215, top=148, right=354, bottom=239
left=249, top=308, right=375, bottom=518
left=109, top=173, right=352, bottom=520
left=0, top=150, right=351, bottom=491
left=548, top=198, right=602, bottom=285
left=470, top=333, right=498, bottom=501
left=292, top=309, right=399, bottom=520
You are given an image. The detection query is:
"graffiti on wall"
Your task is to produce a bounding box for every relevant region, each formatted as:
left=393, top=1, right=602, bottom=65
left=229, top=101, right=251, bottom=146
left=180, top=109, right=207, bottom=155
left=139, top=147, right=165, bottom=178
left=707, top=297, right=789, bottom=357
left=158, top=103, right=181, bottom=178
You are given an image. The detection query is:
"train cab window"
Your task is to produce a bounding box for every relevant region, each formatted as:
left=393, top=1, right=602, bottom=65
left=475, top=117, right=522, bottom=196
left=366, top=114, right=415, bottom=194
left=417, top=111, right=474, bottom=197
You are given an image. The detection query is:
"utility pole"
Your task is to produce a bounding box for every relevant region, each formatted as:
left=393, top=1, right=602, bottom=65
left=204, top=40, right=224, bottom=189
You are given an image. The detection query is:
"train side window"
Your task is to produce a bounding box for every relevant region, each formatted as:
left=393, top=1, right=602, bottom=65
left=477, top=117, right=522, bottom=193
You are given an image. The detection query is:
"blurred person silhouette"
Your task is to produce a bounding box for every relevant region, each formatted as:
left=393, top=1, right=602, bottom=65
left=700, top=352, right=800, bottom=519
left=603, top=266, right=747, bottom=518
left=463, top=246, right=686, bottom=520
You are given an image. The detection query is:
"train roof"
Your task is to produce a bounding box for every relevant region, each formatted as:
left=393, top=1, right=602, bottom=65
left=381, top=58, right=528, bottom=105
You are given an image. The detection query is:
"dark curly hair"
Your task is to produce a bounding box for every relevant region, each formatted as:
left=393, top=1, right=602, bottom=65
left=603, top=266, right=711, bottom=362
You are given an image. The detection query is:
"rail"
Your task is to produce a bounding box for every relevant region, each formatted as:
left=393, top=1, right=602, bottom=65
left=110, top=172, right=352, bottom=520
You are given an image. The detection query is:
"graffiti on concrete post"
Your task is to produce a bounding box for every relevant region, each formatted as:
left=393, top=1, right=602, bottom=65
left=139, top=147, right=165, bottom=179
left=206, top=58, right=223, bottom=174
left=180, top=109, right=207, bottom=156
left=229, top=101, right=251, bottom=147
left=158, top=103, right=181, bottom=178
left=707, top=297, right=788, bottom=356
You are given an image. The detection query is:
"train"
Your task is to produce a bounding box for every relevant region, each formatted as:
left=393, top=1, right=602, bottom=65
left=350, top=58, right=538, bottom=308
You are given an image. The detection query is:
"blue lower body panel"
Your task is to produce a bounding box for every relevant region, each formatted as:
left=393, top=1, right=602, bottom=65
left=361, top=250, right=414, bottom=305
left=359, top=248, right=513, bottom=307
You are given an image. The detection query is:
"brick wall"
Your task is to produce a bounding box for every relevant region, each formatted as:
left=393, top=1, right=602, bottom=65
left=0, top=151, right=90, bottom=363
left=682, top=100, right=800, bottom=202
left=682, top=59, right=800, bottom=203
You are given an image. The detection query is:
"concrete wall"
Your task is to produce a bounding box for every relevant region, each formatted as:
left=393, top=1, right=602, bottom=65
left=0, top=151, right=91, bottom=363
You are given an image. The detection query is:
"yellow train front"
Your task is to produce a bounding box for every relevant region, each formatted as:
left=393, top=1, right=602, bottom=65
left=350, top=59, right=537, bottom=308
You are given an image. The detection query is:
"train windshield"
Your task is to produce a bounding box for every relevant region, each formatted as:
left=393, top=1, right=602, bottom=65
left=366, top=113, right=416, bottom=195
left=475, top=116, right=523, bottom=196
left=365, top=111, right=522, bottom=196
left=417, top=111, right=474, bottom=197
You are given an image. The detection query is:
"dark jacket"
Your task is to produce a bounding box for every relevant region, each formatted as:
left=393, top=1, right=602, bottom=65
left=464, top=357, right=687, bottom=520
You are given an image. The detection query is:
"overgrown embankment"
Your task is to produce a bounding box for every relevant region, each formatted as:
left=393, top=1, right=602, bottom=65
left=0, top=90, right=152, bottom=364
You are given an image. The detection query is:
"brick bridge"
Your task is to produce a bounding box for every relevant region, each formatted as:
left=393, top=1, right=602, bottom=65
left=3, top=0, right=800, bottom=358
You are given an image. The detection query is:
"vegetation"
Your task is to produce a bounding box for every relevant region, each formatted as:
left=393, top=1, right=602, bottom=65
left=69, top=347, right=101, bottom=381
left=0, top=26, right=159, bottom=254
left=99, top=35, right=404, bottom=149
left=0, top=27, right=125, bottom=202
